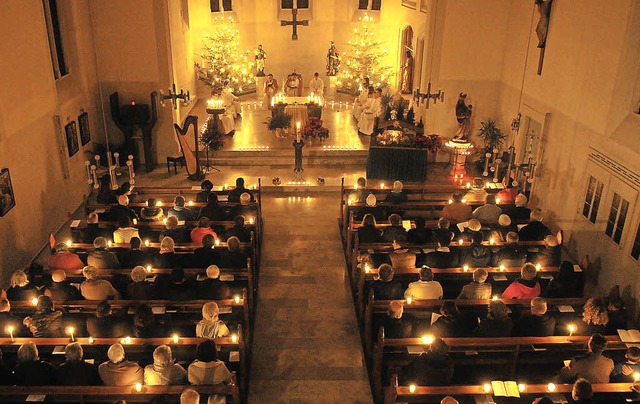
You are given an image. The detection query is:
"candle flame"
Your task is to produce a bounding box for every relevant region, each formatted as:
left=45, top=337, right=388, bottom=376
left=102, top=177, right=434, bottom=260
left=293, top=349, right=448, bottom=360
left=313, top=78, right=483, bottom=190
left=547, top=383, right=556, bottom=392
left=483, top=383, right=492, bottom=393
left=66, top=239, right=72, bottom=247
left=231, top=334, right=238, bottom=343
left=518, top=383, right=526, bottom=392
left=172, top=334, right=179, bottom=343
left=135, top=383, right=142, bottom=392
left=409, top=384, right=416, bottom=393
left=32, top=297, right=38, bottom=306
left=406, top=296, right=412, bottom=305
left=421, top=335, right=434, bottom=345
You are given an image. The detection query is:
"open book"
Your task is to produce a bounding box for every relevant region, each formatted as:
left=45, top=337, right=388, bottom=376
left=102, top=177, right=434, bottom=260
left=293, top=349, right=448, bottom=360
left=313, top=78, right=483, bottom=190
left=491, top=381, right=520, bottom=398
left=618, top=329, right=640, bottom=347
left=402, top=220, right=412, bottom=232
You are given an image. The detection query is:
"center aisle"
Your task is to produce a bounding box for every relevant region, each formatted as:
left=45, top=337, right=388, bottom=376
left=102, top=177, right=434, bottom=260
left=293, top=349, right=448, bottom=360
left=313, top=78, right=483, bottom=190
left=248, top=194, right=373, bottom=403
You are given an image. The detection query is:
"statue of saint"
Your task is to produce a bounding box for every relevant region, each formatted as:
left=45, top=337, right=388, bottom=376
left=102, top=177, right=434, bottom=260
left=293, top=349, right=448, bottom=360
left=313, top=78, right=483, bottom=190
left=401, top=50, right=414, bottom=94
left=535, top=0, right=552, bottom=48
left=255, top=44, right=267, bottom=76
left=326, top=41, right=340, bottom=76
left=453, top=93, right=473, bottom=140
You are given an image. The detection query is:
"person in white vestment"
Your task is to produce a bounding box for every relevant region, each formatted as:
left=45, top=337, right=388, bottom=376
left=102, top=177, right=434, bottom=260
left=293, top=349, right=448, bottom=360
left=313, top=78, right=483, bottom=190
left=222, top=88, right=241, bottom=118
left=358, top=88, right=382, bottom=136
left=309, top=72, right=324, bottom=104
left=353, top=78, right=371, bottom=120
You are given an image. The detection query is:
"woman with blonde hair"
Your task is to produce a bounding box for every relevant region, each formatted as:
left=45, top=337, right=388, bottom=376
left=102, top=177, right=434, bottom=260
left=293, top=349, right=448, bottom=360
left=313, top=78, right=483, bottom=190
left=196, top=302, right=230, bottom=338
left=576, top=297, right=609, bottom=335
left=6, top=269, right=39, bottom=301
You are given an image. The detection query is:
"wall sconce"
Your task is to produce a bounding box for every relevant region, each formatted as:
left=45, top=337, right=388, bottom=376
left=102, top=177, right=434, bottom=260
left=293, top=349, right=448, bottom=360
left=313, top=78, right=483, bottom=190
left=413, top=82, right=444, bottom=109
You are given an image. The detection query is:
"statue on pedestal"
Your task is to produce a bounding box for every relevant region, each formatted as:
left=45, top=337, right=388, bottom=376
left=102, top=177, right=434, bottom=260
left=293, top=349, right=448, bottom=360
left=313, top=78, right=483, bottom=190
left=453, top=92, right=473, bottom=140
left=326, top=41, right=340, bottom=76
left=401, top=50, right=414, bottom=94
left=255, top=44, right=267, bottom=76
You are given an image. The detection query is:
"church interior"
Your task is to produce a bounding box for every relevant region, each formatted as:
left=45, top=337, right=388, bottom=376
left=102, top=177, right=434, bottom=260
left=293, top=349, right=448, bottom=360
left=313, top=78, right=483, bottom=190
left=1, top=0, right=640, bottom=402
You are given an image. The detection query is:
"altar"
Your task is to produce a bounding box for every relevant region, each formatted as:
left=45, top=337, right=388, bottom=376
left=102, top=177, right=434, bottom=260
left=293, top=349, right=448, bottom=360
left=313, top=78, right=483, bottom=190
left=271, top=96, right=323, bottom=128
left=366, top=128, right=428, bottom=182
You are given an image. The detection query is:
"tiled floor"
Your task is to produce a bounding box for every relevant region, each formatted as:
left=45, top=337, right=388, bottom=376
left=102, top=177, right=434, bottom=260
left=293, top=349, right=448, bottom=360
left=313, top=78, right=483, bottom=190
left=248, top=195, right=373, bottom=403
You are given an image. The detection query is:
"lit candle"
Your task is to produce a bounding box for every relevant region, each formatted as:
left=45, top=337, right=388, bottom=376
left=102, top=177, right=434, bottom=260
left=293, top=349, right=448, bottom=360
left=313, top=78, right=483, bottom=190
left=490, top=238, right=495, bottom=245
left=364, top=264, right=370, bottom=273
left=163, top=218, right=167, bottom=225
left=409, top=384, right=416, bottom=393
left=135, top=383, right=142, bottom=392
left=31, top=297, right=38, bottom=306
left=518, top=383, right=526, bottom=392
left=67, top=326, right=75, bottom=342
left=634, top=372, right=640, bottom=382
left=234, top=295, right=241, bottom=304
left=107, top=240, right=112, bottom=247
left=496, top=198, right=502, bottom=204
left=125, top=336, right=131, bottom=344
left=231, top=334, right=238, bottom=343
left=133, top=218, right=138, bottom=225
left=380, top=183, right=385, bottom=189
left=144, top=240, right=150, bottom=247
left=156, top=201, right=163, bottom=207
left=66, top=239, right=72, bottom=247
left=146, top=265, right=152, bottom=272
left=483, top=383, right=492, bottom=393
left=568, top=324, right=576, bottom=337
left=215, top=239, right=220, bottom=246
left=172, top=334, right=179, bottom=344
left=458, top=239, right=463, bottom=245
left=536, top=264, right=542, bottom=271
left=6, top=326, right=14, bottom=342
left=499, top=264, right=505, bottom=272
left=547, top=383, right=556, bottom=392
left=463, top=265, right=469, bottom=272
left=406, top=296, right=412, bottom=305
left=249, top=217, right=255, bottom=224
left=421, top=335, right=434, bottom=346
left=466, top=182, right=471, bottom=188
left=188, top=201, right=193, bottom=206
left=88, top=336, right=94, bottom=344
left=492, top=295, right=499, bottom=301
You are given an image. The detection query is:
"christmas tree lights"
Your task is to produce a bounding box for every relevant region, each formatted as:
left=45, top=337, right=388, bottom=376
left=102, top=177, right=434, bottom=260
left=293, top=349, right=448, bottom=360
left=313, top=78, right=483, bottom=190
left=337, top=14, right=394, bottom=94
left=195, top=16, right=254, bottom=95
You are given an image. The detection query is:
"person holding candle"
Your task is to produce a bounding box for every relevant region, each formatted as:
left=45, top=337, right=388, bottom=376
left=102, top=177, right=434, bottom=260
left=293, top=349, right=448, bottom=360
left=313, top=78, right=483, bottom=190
left=23, top=296, right=64, bottom=337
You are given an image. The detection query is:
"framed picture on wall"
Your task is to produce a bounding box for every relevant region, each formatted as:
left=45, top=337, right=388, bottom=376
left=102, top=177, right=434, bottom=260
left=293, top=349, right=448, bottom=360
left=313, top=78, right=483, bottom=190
left=420, top=0, right=428, bottom=13
left=78, top=112, right=91, bottom=146
left=0, top=168, right=16, bottom=217
left=65, top=121, right=79, bottom=157
left=402, top=0, right=417, bottom=10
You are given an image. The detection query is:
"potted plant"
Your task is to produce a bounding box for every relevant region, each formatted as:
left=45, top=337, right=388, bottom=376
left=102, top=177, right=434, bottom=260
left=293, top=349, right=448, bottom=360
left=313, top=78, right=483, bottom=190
left=302, top=117, right=329, bottom=142
left=267, top=112, right=292, bottom=138
left=475, top=118, right=507, bottom=174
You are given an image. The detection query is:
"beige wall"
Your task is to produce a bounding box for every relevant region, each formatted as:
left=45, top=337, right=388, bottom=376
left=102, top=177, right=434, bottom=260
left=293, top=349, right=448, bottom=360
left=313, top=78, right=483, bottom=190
left=497, top=0, right=640, bottom=305
left=0, top=0, right=100, bottom=284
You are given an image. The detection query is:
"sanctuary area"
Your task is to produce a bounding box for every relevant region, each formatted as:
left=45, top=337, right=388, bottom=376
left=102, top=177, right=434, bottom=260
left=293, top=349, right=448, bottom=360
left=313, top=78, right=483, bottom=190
left=0, top=0, right=640, bottom=403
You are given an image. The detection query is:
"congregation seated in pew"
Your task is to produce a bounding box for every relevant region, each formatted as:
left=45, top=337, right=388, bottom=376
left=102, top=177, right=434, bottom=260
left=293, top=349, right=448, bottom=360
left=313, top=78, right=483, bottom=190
left=168, top=196, right=195, bottom=222
left=140, top=197, right=165, bottom=221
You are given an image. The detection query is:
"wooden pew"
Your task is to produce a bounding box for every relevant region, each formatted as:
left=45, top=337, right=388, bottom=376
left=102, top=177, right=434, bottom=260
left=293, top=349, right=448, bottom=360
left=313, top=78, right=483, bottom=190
left=384, top=375, right=637, bottom=404
left=354, top=264, right=560, bottom=320
left=362, top=296, right=586, bottom=362
left=9, top=294, right=252, bottom=343
left=370, top=330, right=628, bottom=401
left=0, top=333, right=248, bottom=399
left=0, top=384, right=241, bottom=403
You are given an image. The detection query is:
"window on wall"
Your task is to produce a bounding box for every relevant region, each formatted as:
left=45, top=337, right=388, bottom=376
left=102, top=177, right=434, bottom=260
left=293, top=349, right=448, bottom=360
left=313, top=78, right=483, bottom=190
left=359, top=0, right=382, bottom=10
left=42, top=0, right=68, bottom=79
left=631, top=224, right=640, bottom=260
left=210, top=0, right=232, bottom=12
left=604, top=192, right=629, bottom=244
left=582, top=176, right=604, bottom=224
left=282, top=0, right=309, bottom=9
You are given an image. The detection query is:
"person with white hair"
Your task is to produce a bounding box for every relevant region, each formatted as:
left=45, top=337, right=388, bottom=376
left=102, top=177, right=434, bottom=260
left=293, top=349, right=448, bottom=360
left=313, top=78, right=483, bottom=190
left=127, top=265, right=156, bottom=300
left=154, top=236, right=179, bottom=268
left=457, top=268, right=492, bottom=299
left=491, top=214, right=515, bottom=242
left=5, top=269, right=40, bottom=302
left=519, top=209, right=553, bottom=241
left=506, top=193, right=531, bottom=221
left=98, top=343, right=143, bottom=385
left=48, top=242, right=85, bottom=271
left=441, top=397, right=459, bottom=404
left=168, top=195, right=195, bottom=221
left=374, top=300, right=412, bottom=338
left=530, top=234, right=561, bottom=267
left=180, top=388, right=201, bottom=404
left=491, top=232, right=527, bottom=268
left=512, top=297, right=555, bottom=336
left=502, top=262, right=541, bottom=300
left=219, top=236, right=248, bottom=269
left=196, top=302, right=230, bottom=338
left=144, top=345, right=187, bottom=385
left=80, top=265, right=120, bottom=300
left=44, top=269, right=82, bottom=301
left=56, top=342, right=101, bottom=385
left=355, top=193, right=387, bottom=221
left=230, top=192, right=256, bottom=220
left=160, top=215, right=189, bottom=243
left=384, top=180, right=408, bottom=203
left=109, top=194, right=138, bottom=223
left=197, top=265, right=231, bottom=300
left=87, top=236, right=121, bottom=269
left=13, top=342, right=57, bottom=386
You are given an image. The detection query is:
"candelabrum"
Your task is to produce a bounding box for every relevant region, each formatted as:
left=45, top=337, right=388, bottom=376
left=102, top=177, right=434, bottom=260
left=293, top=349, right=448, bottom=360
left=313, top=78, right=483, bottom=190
left=413, top=82, right=445, bottom=109
left=160, top=83, right=191, bottom=109
left=86, top=154, right=135, bottom=190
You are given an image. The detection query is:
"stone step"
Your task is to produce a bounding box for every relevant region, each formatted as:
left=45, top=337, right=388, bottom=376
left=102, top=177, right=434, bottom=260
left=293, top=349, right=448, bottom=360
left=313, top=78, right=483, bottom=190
left=201, top=150, right=368, bottom=167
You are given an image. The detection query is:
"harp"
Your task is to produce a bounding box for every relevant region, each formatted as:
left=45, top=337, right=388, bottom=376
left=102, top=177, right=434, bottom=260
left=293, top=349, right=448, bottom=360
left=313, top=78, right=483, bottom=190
left=174, top=115, right=204, bottom=181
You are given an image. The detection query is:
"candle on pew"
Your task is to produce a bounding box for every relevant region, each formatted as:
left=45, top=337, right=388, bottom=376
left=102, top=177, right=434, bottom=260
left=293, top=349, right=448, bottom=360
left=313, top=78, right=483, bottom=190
left=88, top=336, right=94, bottom=344
left=536, top=263, right=542, bottom=271
left=135, top=383, right=142, bottom=392
left=133, top=218, right=137, bottom=225
left=409, top=384, right=416, bottom=393
left=157, top=201, right=163, bottom=207
left=547, top=383, right=556, bottom=392
left=483, top=383, right=491, bottom=393
left=146, top=265, right=152, bottom=272
left=458, top=239, right=463, bottom=245
left=231, top=334, right=238, bottom=343
left=67, top=326, right=75, bottom=342
left=406, top=296, right=412, bottom=305
left=31, top=297, right=39, bottom=306
left=107, top=240, right=113, bottom=247
left=492, top=295, right=499, bottom=301
left=215, top=239, right=220, bottom=246
left=499, top=264, right=505, bottom=272
left=144, top=240, right=150, bottom=247
left=421, top=335, right=434, bottom=348
left=518, top=383, right=526, bottom=392
left=463, top=265, right=469, bottom=272
left=172, top=334, right=180, bottom=344
left=6, top=326, right=14, bottom=342
left=66, top=239, right=72, bottom=247
left=234, top=295, right=241, bottom=304
left=634, top=372, right=640, bottom=382
left=568, top=324, right=576, bottom=337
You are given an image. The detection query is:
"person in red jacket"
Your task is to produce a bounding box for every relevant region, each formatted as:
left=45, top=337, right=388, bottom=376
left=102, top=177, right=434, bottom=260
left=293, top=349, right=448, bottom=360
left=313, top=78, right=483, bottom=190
left=48, top=243, right=84, bottom=271
left=502, top=262, right=541, bottom=299
left=190, top=217, right=218, bottom=246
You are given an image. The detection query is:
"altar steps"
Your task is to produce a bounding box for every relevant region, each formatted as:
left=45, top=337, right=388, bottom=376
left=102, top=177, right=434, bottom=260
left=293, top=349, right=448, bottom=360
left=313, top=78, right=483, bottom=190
left=199, top=148, right=368, bottom=168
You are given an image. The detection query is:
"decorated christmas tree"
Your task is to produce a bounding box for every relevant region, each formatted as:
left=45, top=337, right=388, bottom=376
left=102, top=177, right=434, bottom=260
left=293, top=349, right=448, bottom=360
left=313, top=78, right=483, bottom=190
left=195, top=16, right=254, bottom=95
left=337, top=14, right=394, bottom=94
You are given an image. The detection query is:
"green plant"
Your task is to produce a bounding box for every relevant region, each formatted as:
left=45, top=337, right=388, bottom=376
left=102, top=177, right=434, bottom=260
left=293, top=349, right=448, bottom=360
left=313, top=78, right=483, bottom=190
left=267, top=112, right=292, bottom=130
left=477, top=119, right=507, bottom=150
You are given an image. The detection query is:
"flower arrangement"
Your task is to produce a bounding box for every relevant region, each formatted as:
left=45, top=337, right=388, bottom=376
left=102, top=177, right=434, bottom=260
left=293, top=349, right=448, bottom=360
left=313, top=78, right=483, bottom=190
left=200, top=116, right=226, bottom=151
left=414, top=134, right=443, bottom=154
left=302, top=117, right=329, bottom=140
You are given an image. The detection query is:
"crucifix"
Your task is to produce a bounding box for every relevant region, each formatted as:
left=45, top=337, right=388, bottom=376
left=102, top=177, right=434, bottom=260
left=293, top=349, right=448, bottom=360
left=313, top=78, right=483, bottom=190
left=535, top=0, right=552, bottom=75
left=281, top=8, right=308, bottom=40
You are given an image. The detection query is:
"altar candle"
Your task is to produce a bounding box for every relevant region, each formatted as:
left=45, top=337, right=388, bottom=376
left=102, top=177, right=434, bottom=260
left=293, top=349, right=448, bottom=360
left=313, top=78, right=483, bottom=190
left=271, top=97, right=274, bottom=107
left=296, top=122, right=301, bottom=142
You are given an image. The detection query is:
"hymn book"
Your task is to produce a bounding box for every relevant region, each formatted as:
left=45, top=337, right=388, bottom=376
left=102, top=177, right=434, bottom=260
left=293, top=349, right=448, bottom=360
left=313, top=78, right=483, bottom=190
left=617, top=329, right=640, bottom=347
left=402, top=220, right=412, bottom=232
left=491, top=381, right=520, bottom=398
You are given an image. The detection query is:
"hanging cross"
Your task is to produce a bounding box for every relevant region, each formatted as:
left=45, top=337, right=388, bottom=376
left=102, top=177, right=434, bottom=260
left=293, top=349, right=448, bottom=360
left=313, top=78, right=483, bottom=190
left=280, top=9, right=308, bottom=40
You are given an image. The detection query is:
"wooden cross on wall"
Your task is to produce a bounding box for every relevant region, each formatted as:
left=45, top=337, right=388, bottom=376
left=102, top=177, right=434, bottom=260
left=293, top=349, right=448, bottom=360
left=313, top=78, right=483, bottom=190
left=281, top=8, right=308, bottom=40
